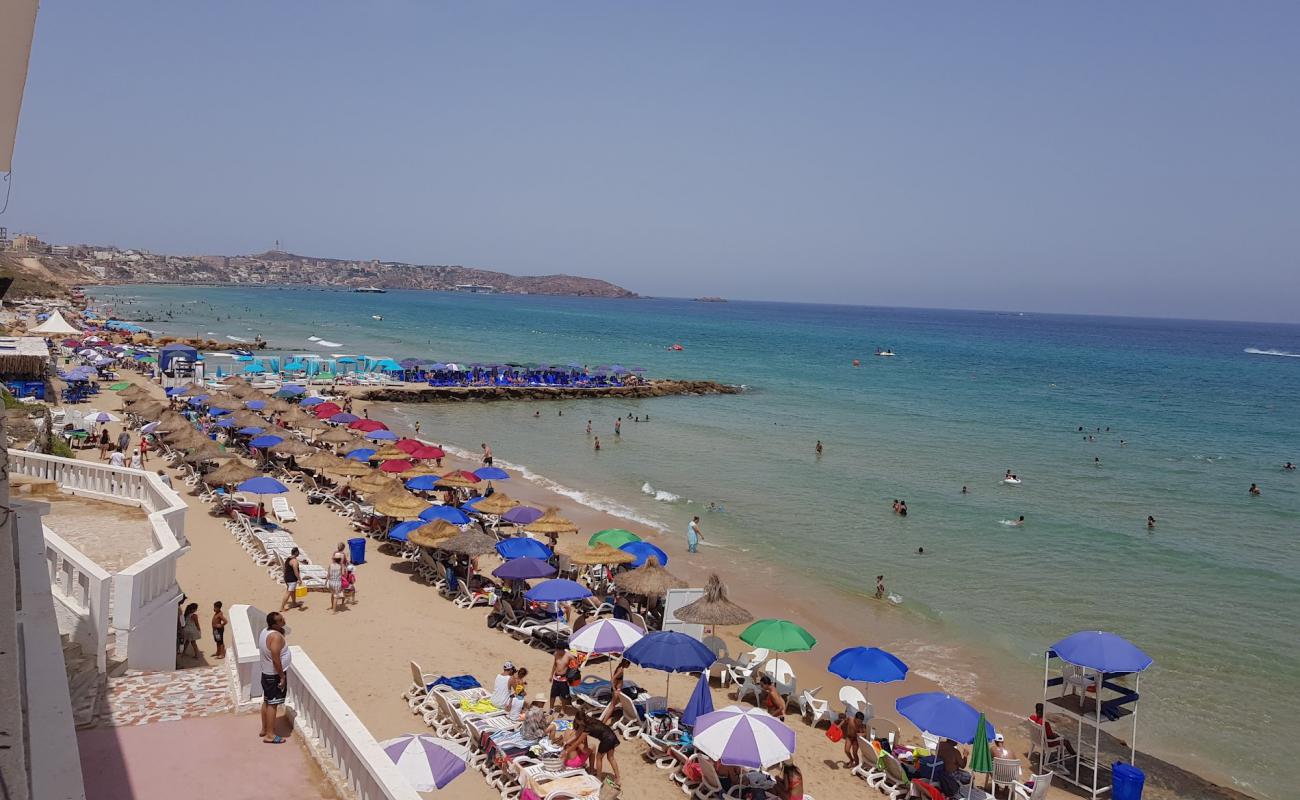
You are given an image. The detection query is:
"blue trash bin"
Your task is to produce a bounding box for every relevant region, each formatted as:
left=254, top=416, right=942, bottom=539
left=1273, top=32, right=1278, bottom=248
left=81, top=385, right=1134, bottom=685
left=1112, top=762, right=1145, bottom=800
left=348, top=537, right=367, bottom=565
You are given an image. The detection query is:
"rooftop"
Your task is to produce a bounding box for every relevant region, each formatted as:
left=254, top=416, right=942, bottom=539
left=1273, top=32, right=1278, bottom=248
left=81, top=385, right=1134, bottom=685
left=42, top=494, right=155, bottom=574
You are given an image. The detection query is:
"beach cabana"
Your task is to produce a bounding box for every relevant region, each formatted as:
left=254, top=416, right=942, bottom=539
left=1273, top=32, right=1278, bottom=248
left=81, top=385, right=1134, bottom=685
left=28, top=309, right=80, bottom=335
left=158, top=343, right=203, bottom=388
left=1041, top=631, right=1153, bottom=799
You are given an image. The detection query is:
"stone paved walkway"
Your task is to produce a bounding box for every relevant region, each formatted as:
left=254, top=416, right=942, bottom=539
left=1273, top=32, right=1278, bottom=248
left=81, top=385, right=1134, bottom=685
left=101, top=665, right=233, bottom=726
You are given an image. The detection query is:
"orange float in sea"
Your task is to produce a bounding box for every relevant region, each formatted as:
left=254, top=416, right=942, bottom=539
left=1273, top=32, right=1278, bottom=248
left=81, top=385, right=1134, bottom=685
left=852, top=359, right=861, bottom=367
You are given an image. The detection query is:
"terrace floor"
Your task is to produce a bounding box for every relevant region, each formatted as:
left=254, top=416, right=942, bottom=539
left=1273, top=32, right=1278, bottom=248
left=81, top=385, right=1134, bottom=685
left=41, top=493, right=156, bottom=573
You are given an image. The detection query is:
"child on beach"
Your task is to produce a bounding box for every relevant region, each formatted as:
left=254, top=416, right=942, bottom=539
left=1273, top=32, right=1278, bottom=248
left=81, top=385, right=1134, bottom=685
left=180, top=602, right=201, bottom=659
left=211, top=601, right=227, bottom=659
left=841, top=711, right=865, bottom=767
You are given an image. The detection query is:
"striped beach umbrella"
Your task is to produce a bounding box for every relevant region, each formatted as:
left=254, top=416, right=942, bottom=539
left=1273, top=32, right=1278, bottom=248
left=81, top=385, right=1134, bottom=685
left=692, top=706, right=796, bottom=769
left=569, top=619, right=644, bottom=655
left=379, top=734, right=468, bottom=791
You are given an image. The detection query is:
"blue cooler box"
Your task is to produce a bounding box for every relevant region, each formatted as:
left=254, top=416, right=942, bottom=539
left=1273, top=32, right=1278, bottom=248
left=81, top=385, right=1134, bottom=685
left=1112, top=762, right=1145, bottom=800
left=348, top=537, right=367, bottom=565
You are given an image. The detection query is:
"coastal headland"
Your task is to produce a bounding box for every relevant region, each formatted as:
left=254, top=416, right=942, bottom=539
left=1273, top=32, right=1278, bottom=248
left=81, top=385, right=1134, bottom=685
left=348, top=379, right=740, bottom=403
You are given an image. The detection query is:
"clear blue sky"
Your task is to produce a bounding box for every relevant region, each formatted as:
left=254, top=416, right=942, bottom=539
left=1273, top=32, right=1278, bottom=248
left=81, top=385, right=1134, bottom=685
left=9, top=2, right=1300, bottom=321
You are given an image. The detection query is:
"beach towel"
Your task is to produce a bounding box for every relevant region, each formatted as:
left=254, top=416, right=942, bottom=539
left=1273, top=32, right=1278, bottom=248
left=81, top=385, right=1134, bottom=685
left=459, top=697, right=498, bottom=714
left=431, top=675, right=480, bottom=691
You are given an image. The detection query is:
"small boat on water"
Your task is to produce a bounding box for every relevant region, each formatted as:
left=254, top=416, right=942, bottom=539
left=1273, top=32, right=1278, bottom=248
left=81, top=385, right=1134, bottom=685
left=354, top=286, right=387, bottom=294
left=371, top=315, right=383, bottom=321
left=875, top=348, right=896, bottom=357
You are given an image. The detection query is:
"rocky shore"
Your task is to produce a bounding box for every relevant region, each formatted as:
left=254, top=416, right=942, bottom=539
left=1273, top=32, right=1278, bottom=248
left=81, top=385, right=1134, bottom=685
left=351, top=379, right=740, bottom=403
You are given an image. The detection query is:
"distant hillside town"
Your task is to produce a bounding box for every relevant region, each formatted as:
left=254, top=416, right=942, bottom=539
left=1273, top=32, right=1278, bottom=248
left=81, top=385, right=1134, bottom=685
left=0, top=227, right=637, bottom=299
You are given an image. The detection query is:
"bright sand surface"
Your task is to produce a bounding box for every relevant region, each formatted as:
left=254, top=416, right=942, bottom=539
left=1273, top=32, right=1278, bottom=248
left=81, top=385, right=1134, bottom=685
left=63, top=373, right=1252, bottom=800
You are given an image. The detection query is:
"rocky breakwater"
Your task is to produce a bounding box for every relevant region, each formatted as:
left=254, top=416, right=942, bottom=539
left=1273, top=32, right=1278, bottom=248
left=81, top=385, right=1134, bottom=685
left=356, top=379, right=741, bottom=403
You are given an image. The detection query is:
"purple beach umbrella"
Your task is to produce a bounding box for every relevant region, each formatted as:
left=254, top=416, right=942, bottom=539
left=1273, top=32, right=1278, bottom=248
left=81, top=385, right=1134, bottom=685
left=380, top=734, right=468, bottom=791
left=502, top=506, right=544, bottom=526
left=692, top=706, right=796, bottom=769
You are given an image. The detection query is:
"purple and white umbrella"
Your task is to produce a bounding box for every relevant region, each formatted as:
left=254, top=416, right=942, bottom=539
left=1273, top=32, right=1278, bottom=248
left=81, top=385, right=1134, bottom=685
left=569, top=618, right=644, bottom=655
left=86, top=410, right=120, bottom=424
left=692, top=705, right=796, bottom=769
left=379, top=734, right=468, bottom=791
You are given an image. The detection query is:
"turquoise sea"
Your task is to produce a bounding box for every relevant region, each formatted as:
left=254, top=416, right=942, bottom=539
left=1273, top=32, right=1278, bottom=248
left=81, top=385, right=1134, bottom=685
left=90, top=285, right=1298, bottom=797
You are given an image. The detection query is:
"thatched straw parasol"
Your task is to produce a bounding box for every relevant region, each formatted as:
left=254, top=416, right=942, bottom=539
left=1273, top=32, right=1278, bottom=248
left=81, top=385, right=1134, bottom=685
left=353, top=471, right=398, bottom=496
left=291, top=414, right=327, bottom=431
left=317, top=427, right=357, bottom=444
left=178, top=383, right=207, bottom=396
left=372, top=444, right=409, bottom=461
left=269, top=438, right=313, bottom=457
left=409, top=520, right=461, bottom=548
left=524, top=507, right=579, bottom=536
left=298, top=451, right=344, bottom=472
left=222, top=375, right=250, bottom=388
left=156, top=411, right=192, bottom=432
left=470, top=492, right=520, bottom=516
left=184, top=441, right=237, bottom=462
left=206, top=396, right=244, bottom=411
left=436, top=470, right=480, bottom=489
left=126, top=400, right=166, bottom=419
left=569, top=543, right=637, bottom=566
left=202, top=460, right=259, bottom=486
left=437, top=529, right=497, bottom=557
left=228, top=410, right=266, bottom=428
left=325, top=459, right=372, bottom=478
left=673, top=573, right=754, bottom=626
left=223, top=382, right=254, bottom=397
left=266, top=398, right=293, bottom=413
left=401, top=462, right=442, bottom=478
left=372, top=489, right=430, bottom=521
left=163, top=426, right=208, bottom=446
left=613, top=557, right=687, bottom=598
left=117, top=384, right=150, bottom=399
left=131, top=332, right=151, bottom=345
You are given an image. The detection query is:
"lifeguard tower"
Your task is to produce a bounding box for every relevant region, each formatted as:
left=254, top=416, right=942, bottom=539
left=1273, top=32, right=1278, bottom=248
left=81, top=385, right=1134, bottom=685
left=158, top=343, right=203, bottom=389
left=1037, top=630, right=1152, bottom=798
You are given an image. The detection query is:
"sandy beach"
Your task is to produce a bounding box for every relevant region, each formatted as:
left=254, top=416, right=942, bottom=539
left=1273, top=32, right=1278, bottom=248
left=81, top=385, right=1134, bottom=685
left=55, top=370, right=1253, bottom=800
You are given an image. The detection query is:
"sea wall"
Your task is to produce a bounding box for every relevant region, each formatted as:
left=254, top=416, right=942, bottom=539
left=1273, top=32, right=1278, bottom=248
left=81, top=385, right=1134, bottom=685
left=355, top=379, right=740, bottom=403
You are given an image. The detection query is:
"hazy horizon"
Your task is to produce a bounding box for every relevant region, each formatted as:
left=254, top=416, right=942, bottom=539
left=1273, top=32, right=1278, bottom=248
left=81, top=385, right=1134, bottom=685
left=7, top=2, right=1299, bottom=322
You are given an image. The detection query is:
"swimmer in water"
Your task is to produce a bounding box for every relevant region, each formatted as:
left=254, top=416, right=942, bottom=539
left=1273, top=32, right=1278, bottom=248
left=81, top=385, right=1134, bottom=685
left=874, top=575, right=885, bottom=600
left=961, top=485, right=968, bottom=494
left=898, top=500, right=908, bottom=517
left=1147, top=515, right=1156, bottom=529
left=816, top=440, right=823, bottom=455
left=586, top=420, right=592, bottom=435
left=1012, top=515, right=1025, bottom=527
left=1285, top=462, right=1296, bottom=471
left=916, top=547, right=925, bottom=555
left=1005, top=469, right=1013, bottom=479
left=1120, top=440, right=1127, bottom=447
left=1249, top=483, right=1260, bottom=496
left=1094, top=456, right=1101, bottom=465
left=593, top=436, right=601, bottom=451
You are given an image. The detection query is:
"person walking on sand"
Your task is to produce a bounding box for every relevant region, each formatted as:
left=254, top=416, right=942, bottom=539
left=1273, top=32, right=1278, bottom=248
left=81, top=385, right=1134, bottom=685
left=98, top=428, right=111, bottom=460
left=117, top=429, right=130, bottom=454
left=211, top=601, right=227, bottom=659
left=413, top=420, right=421, bottom=435
left=258, top=612, right=292, bottom=743
left=138, top=435, right=150, bottom=464
left=327, top=552, right=345, bottom=612
left=842, top=710, right=865, bottom=767
left=550, top=647, right=573, bottom=711
left=481, top=443, right=493, bottom=466
left=687, top=516, right=703, bottom=553
left=179, top=602, right=201, bottom=659
left=281, top=547, right=304, bottom=611
left=109, top=445, right=125, bottom=468
left=130, top=448, right=143, bottom=470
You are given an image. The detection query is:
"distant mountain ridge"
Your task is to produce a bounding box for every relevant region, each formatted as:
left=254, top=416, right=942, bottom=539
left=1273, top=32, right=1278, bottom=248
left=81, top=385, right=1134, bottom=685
left=0, top=242, right=637, bottom=298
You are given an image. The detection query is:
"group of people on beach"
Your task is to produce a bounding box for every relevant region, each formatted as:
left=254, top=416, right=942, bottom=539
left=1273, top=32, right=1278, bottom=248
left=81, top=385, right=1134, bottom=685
left=176, top=595, right=226, bottom=662
left=279, top=542, right=358, bottom=614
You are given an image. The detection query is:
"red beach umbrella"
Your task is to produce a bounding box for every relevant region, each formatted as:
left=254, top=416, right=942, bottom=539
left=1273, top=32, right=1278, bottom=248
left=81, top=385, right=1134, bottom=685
left=379, top=459, right=415, bottom=473
left=410, top=445, right=446, bottom=460
left=394, top=438, right=423, bottom=454
left=312, top=402, right=342, bottom=418
left=349, top=419, right=389, bottom=432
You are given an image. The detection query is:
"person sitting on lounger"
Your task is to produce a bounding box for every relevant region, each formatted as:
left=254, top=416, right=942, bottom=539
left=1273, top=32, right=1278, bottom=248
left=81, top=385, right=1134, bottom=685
left=936, top=738, right=969, bottom=797
left=1030, top=702, right=1076, bottom=756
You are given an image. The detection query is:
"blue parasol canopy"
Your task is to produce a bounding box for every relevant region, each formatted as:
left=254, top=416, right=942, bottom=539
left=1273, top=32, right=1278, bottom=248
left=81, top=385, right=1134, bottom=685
left=895, top=692, right=996, bottom=744
left=387, top=520, right=428, bottom=543
left=215, top=418, right=238, bottom=428
left=208, top=408, right=231, bottom=416
left=493, top=557, right=556, bottom=581
left=366, top=429, right=398, bottom=441
left=474, top=467, right=509, bottom=481
left=624, top=631, right=717, bottom=673
left=236, top=477, right=289, bottom=495
left=245, top=399, right=267, bottom=410
left=681, top=672, right=715, bottom=727
left=1050, top=631, right=1153, bottom=673
left=329, top=412, right=360, bottom=424
left=501, top=506, right=543, bottom=525
left=495, top=538, right=553, bottom=560
left=300, top=397, right=325, bottom=407
left=236, top=426, right=265, bottom=435
left=345, top=448, right=376, bottom=461
left=277, top=384, right=307, bottom=396
left=828, top=647, right=909, bottom=684
left=419, top=505, right=471, bottom=525
left=524, top=579, right=592, bottom=603
left=405, top=475, right=440, bottom=491
left=248, top=435, right=284, bottom=448
left=619, top=541, right=669, bottom=567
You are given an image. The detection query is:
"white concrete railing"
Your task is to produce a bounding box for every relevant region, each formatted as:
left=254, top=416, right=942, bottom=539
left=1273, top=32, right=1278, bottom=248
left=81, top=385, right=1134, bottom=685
left=42, top=527, right=112, bottom=674
left=227, top=605, right=419, bottom=800
left=8, top=449, right=189, bottom=672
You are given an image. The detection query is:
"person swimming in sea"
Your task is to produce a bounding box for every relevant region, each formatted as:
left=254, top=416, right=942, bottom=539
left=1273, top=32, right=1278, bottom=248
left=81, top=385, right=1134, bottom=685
left=961, top=485, right=968, bottom=494
left=593, top=436, right=601, bottom=451
left=815, top=440, right=823, bottom=455
left=1011, top=515, right=1025, bottom=526
left=1285, top=462, right=1296, bottom=471
left=898, top=500, right=908, bottom=517
left=1249, top=483, right=1261, bottom=495
left=916, top=546, right=925, bottom=555
left=874, top=575, right=885, bottom=600
left=1147, top=515, right=1156, bottom=529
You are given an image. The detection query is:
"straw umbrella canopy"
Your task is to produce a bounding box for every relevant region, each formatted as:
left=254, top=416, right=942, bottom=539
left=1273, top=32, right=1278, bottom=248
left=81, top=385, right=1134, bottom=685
left=178, top=383, right=207, bottom=396
left=401, top=462, right=442, bottom=478
left=317, top=427, right=358, bottom=444
left=126, top=400, right=166, bottom=419
left=472, top=492, right=520, bottom=516
left=291, top=414, right=327, bottom=431
left=116, top=384, right=150, bottom=399
left=372, top=489, right=431, bottom=521
left=221, top=375, right=251, bottom=389
left=223, top=382, right=255, bottom=397
left=372, top=444, right=409, bottom=461
left=524, top=507, right=579, bottom=537
left=409, top=520, right=461, bottom=548
left=228, top=410, right=267, bottom=428
left=265, top=397, right=293, bottom=414
left=353, top=471, right=399, bottom=496
left=437, top=529, right=497, bottom=558
left=269, top=438, right=314, bottom=457
left=184, top=441, right=237, bottom=462
left=163, top=426, right=208, bottom=447
left=569, top=543, right=637, bottom=566
left=325, top=459, right=372, bottom=478
left=299, top=451, right=345, bottom=472
left=156, top=411, right=193, bottom=433
left=206, top=395, right=244, bottom=411
left=436, top=470, right=480, bottom=489
left=202, top=460, right=260, bottom=486
left=613, top=557, right=687, bottom=598
left=674, top=574, right=754, bottom=626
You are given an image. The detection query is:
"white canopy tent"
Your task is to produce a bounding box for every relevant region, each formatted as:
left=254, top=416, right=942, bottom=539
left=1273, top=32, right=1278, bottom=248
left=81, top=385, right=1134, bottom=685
left=27, top=310, right=80, bottom=336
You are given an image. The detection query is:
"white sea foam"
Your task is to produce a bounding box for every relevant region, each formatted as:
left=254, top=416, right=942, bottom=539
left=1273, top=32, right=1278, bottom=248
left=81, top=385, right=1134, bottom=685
left=226, top=335, right=250, bottom=342
left=316, top=340, right=343, bottom=348
left=640, top=481, right=685, bottom=503
left=307, top=336, right=322, bottom=342
left=1244, top=347, right=1300, bottom=358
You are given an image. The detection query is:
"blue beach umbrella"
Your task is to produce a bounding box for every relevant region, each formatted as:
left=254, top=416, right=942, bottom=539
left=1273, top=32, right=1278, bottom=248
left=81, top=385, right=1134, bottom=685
left=620, top=541, right=669, bottom=568
left=419, top=505, right=471, bottom=525
left=300, top=397, right=325, bottom=407
left=501, top=506, right=543, bottom=526
left=236, top=426, right=265, bottom=435
left=245, top=399, right=267, bottom=410
left=681, top=672, right=715, bottom=728
left=474, top=467, right=509, bottom=481
left=236, top=476, right=289, bottom=495
left=405, top=475, right=440, bottom=491
left=277, top=384, right=307, bottom=396
left=828, top=647, right=909, bottom=684
left=1050, top=631, right=1153, bottom=674
left=329, top=412, right=360, bottom=424
left=495, top=538, right=553, bottom=560
left=366, top=429, right=398, bottom=441
left=460, top=496, right=486, bottom=510
left=208, top=408, right=231, bottom=416
left=624, top=631, right=716, bottom=674
left=388, top=520, right=428, bottom=543
left=215, top=418, right=239, bottom=428
left=248, top=434, right=284, bottom=448
left=188, top=396, right=206, bottom=406
left=242, top=362, right=266, bottom=374
left=895, top=692, right=995, bottom=744
left=345, top=447, right=377, bottom=461
left=492, top=557, right=556, bottom=581
left=524, top=579, right=592, bottom=603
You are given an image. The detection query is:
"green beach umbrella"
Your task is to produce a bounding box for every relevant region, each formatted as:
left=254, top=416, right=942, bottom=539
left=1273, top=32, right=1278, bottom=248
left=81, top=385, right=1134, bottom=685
left=967, top=712, right=993, bottom=796
left=138, top=356, right=157, bottom=363
left=108, top=381, right=131, bottom=391
left=588, top=529, right=641, bottom=549
left=740, top=619, right=817, bottom=653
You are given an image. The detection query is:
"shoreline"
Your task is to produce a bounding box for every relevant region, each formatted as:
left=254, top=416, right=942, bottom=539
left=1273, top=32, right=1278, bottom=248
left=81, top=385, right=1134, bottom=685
left=344, top=380, right=741, bottom=404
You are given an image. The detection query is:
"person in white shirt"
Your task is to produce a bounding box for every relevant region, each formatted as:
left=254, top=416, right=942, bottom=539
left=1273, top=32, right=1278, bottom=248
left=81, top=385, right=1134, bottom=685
left=109, top=446, right=125, bottom=468
left=491, top=661, right=516, bottom=709
left=130, top=448, right=143, bottom=469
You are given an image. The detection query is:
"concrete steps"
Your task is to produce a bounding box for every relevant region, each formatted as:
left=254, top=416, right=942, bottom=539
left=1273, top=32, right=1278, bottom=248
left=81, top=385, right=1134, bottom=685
left=60, top=635, right=125, bottom=729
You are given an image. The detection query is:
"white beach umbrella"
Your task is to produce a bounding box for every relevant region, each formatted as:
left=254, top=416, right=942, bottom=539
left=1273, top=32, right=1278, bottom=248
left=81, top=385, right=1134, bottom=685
left=692, top=705, right=797, bottom=769
left=87, top=410, right=120, bottom=424
left=379, top=734, right=469, bottom=791
left=568, top=618, right=644, bottom=655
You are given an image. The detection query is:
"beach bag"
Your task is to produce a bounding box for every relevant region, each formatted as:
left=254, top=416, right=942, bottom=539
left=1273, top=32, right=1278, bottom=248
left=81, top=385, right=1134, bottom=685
left=598, top=778, right=621, bottom=800
left=826, top=721, right=843, bottom=742
left=682, top=760, right=703, bottom=783
left=295, top=586, right=308, bottom=599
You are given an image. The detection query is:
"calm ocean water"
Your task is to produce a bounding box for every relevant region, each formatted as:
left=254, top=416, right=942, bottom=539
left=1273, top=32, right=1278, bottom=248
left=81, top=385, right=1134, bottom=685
left=91, top=285, right=1299, bottom=797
